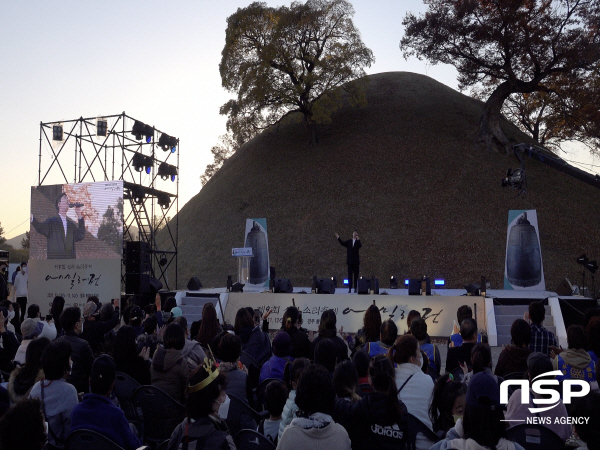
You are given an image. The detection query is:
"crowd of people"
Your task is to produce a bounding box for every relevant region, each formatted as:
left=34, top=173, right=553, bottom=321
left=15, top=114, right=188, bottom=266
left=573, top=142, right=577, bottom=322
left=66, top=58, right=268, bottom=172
left=0, top=291, right=598, bottom=450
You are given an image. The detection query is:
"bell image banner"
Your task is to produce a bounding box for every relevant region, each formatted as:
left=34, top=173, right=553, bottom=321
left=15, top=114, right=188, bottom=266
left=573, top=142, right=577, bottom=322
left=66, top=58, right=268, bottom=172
left=504, top=210, right=545, bottom=290
left=244, top=218, right=270, bottom=287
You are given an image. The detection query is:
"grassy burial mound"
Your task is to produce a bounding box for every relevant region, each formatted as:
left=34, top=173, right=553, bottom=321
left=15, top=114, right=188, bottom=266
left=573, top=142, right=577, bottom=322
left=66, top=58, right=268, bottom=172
left=160, top=72, right=600, bottom=291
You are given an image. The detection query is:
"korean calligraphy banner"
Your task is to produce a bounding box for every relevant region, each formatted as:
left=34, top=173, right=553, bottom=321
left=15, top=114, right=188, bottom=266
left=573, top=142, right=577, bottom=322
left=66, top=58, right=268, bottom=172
left=224, top=293, right=486, bottom=337
left=28, top=181, right=123, bottom=315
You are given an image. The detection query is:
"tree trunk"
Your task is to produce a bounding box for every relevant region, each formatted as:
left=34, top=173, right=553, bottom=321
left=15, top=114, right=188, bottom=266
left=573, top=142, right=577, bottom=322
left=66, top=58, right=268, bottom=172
left=478, top=81, right=513, bottom=154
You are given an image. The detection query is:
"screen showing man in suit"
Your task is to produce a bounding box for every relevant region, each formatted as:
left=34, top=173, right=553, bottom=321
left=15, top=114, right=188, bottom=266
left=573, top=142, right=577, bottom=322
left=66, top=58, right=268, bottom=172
left=29, top=182, right=123, bottom=260
left=335, top=230, right=361, bottom=293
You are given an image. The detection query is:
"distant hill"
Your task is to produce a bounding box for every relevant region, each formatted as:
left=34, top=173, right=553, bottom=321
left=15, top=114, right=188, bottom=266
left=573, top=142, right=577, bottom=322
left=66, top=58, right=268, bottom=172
left=5, top=232, right=26, bottom=249
left=158, top=72, right=600, bottom=291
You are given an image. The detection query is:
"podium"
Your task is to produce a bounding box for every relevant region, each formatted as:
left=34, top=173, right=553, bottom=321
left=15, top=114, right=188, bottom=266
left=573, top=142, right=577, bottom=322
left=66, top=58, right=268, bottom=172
left=232, top=247, right=253, bottom=285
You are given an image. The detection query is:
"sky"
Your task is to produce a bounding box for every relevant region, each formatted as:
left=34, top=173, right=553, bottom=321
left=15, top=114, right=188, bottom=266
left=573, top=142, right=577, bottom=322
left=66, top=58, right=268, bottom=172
left=1, top=0, right=598, bottom=240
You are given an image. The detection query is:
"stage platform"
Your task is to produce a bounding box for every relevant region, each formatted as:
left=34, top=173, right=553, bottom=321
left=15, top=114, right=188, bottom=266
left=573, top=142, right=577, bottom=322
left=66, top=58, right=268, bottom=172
left=173, top=287, right=597, bottom=348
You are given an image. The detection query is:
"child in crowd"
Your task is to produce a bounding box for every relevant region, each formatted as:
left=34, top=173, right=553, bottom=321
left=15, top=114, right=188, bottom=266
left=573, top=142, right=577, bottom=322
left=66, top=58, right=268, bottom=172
left=257, top=380, right=287, bottom=445
left=278, top=358, right=311, bottom=440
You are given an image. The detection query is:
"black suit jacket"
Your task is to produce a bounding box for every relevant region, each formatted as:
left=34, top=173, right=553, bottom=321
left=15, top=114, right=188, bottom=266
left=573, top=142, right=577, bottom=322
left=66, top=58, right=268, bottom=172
left=32, top=215, right=85, bottom=259
left=338, top=237, right=361, bottom=265
left=445, top=342, right=476, bottom=373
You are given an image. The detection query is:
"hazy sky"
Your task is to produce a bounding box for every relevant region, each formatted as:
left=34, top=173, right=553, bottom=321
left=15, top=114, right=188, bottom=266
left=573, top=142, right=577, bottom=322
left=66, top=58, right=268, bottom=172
left=1, top=0, right=598, bottom=240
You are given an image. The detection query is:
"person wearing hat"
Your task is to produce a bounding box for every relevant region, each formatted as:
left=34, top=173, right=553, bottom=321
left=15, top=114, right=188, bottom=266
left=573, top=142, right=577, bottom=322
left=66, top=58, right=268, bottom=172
left=431, top=371, right=525, bottom=450
left=0, top=308, right=19, bottom=373
left=80, top=297, right=120, bottom=355
left=259, top=331, right=294, bottom=383
left=168, top=357, right=235, bottom=449
left=13, top=318, right=44, bottom=366
left=71, top=355, right=142, bottom=450
left=27, top=303, right=57, bottom=341
left=504, top=352, right=572, bottom=441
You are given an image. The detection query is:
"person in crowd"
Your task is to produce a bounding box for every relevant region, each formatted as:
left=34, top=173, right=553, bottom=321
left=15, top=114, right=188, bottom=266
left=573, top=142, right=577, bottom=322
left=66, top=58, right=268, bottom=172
left=50, top=295, right=66, bottom=337
left=314, top=337, right=339, bottom=374
left=354, top=304, right=382, bottom=351
left=495, top=318, right=531, bottom=377
left=278, top=357, right=311, bottom=441
left=527, top=300, right=557, bottom=356
left=333, top=360, right=360, bottom=403
left=10, top=301, right=21, bottom=336
left=0, top=311, right=19, bottom=373
left=0, top=398, right=48, bottom=450
left=309, top=309, right=349, bottom=362
left=570, top=390, right=600, bottom=450
left=353, top=350, right=374, bottom=396
left=137, top=315, right=159, bottom=358
left=449, top=305, right=481, bottom=347
left=389, top=334, right=435, bottom=450
left=113, top=325, right=151, bottom=385
left=588, top=316, right=600, bottom=368
left=280, top=306, right=311, bottom=358
left=234, top=307, right=271, bottom=367
left=174, top=315, right=206, bottom=372
left=98, top=302, right=118, bottom=354
left=431, top=372, right=525, bottom=450
left=445, top=318, right=478, bottom=373
left=504, top=352, right=571, bottom=441
left=429, top=373, right=466, bottom=436
left=278, top=364, right=351, bottom=450
left=10, top=265, right=19, bottom=286
left=13, top=262, right=28, bottom=322
left=257, top=380, right=287, bottom=446
left=128, top=305, right=145, bottom=336
left=552, top=324, right=596, bottom=382
left=0, top=302, right=16, bottom=334
left=71, top=355, right=143, bottom=450
left=7, top=336, right=49, bottom=404
left=30, top=341, right=79, bottom=449
left=0, top=263, right=8, bottom=303
left=80, top=298, right=120, bottom=355
left=152, top=322, right=189, bottom=405
left=27, top=303, right=57, bottom=341
left=407, top=310, right=421, bottom=333
left=195, top=302, right=222, bottom=348
left=121, top=295, right=141, bottom=325
left=218, top=332, right=249, bottom=402
left=14, top=318, right=43, bottom=366
left=411, top=318, right=441, bottom=373
left=341, top=354, right=409, bottom=449
left=462, top=343, right=497, bottom=386
left=167, top=358, right=235, bottom=450
left=58, top=306, right=94, bottom=394
left=162, top=296, right=178, bottom=324
left=364, top=319, right=398, bottom=358
left=260, top=331, right=294, bottom=383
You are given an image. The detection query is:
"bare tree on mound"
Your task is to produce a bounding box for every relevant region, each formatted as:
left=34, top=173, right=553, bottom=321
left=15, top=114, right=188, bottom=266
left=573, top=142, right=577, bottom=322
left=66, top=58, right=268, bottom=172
left=219, top=0, right=374, bottom=146
left=201, top=133, right=239, bottom=186
left=400, top=0, right=600, bottom=154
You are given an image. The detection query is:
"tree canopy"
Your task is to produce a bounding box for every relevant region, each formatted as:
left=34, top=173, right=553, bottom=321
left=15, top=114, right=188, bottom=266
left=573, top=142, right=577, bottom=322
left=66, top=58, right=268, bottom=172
left=219, top=0, right=374, bottom=145
left=400, top=0, right=600, bottom=153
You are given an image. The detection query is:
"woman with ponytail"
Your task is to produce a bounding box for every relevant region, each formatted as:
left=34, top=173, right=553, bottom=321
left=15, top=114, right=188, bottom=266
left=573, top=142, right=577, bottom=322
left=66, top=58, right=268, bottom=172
left=429, top=373, right=466, bottom=436
left=281, top=306, right=310, bottom=358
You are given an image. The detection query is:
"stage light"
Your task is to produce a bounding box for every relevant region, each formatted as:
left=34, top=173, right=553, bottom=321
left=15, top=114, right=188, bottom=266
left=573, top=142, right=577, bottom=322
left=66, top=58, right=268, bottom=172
left=130, top=185, right=146, bottom=204
left=434, top=279, right=445, bottom=286
left=331, top=276, right=337, bottom=288
left=405, top=279, right=409, bottom=286
left=157, top=162, right=177, bottom=181
left=231, top=282, right=244, bottom=292
left=157, top=192, right=171, bottom=209
left=96, top=119, right=107, bottom=137
left=131, top=121, right=145, bottom=140
left=52, top=125, right=63, bottom=141
left=586, top=260, right=598, bottom=274
left=132, top=153, right=152, bottom=173
left=343, top=279, right=349, bottom=286
left=577, top=254, right=589, bottom=265
left=158, top=133, right=178, bottom=152
left=159, top=254, right=167, bottom=266
left=390, top=276, right=398, bottom=289
left=144, top=124, right=154, bottom=143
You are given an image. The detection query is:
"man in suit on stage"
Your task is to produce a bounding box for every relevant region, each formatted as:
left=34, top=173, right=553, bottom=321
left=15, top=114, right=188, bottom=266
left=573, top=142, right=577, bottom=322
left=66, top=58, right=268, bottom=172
left=335, top=230, right=361, bottom=293
left=31, top=193, right=86, bottom=259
